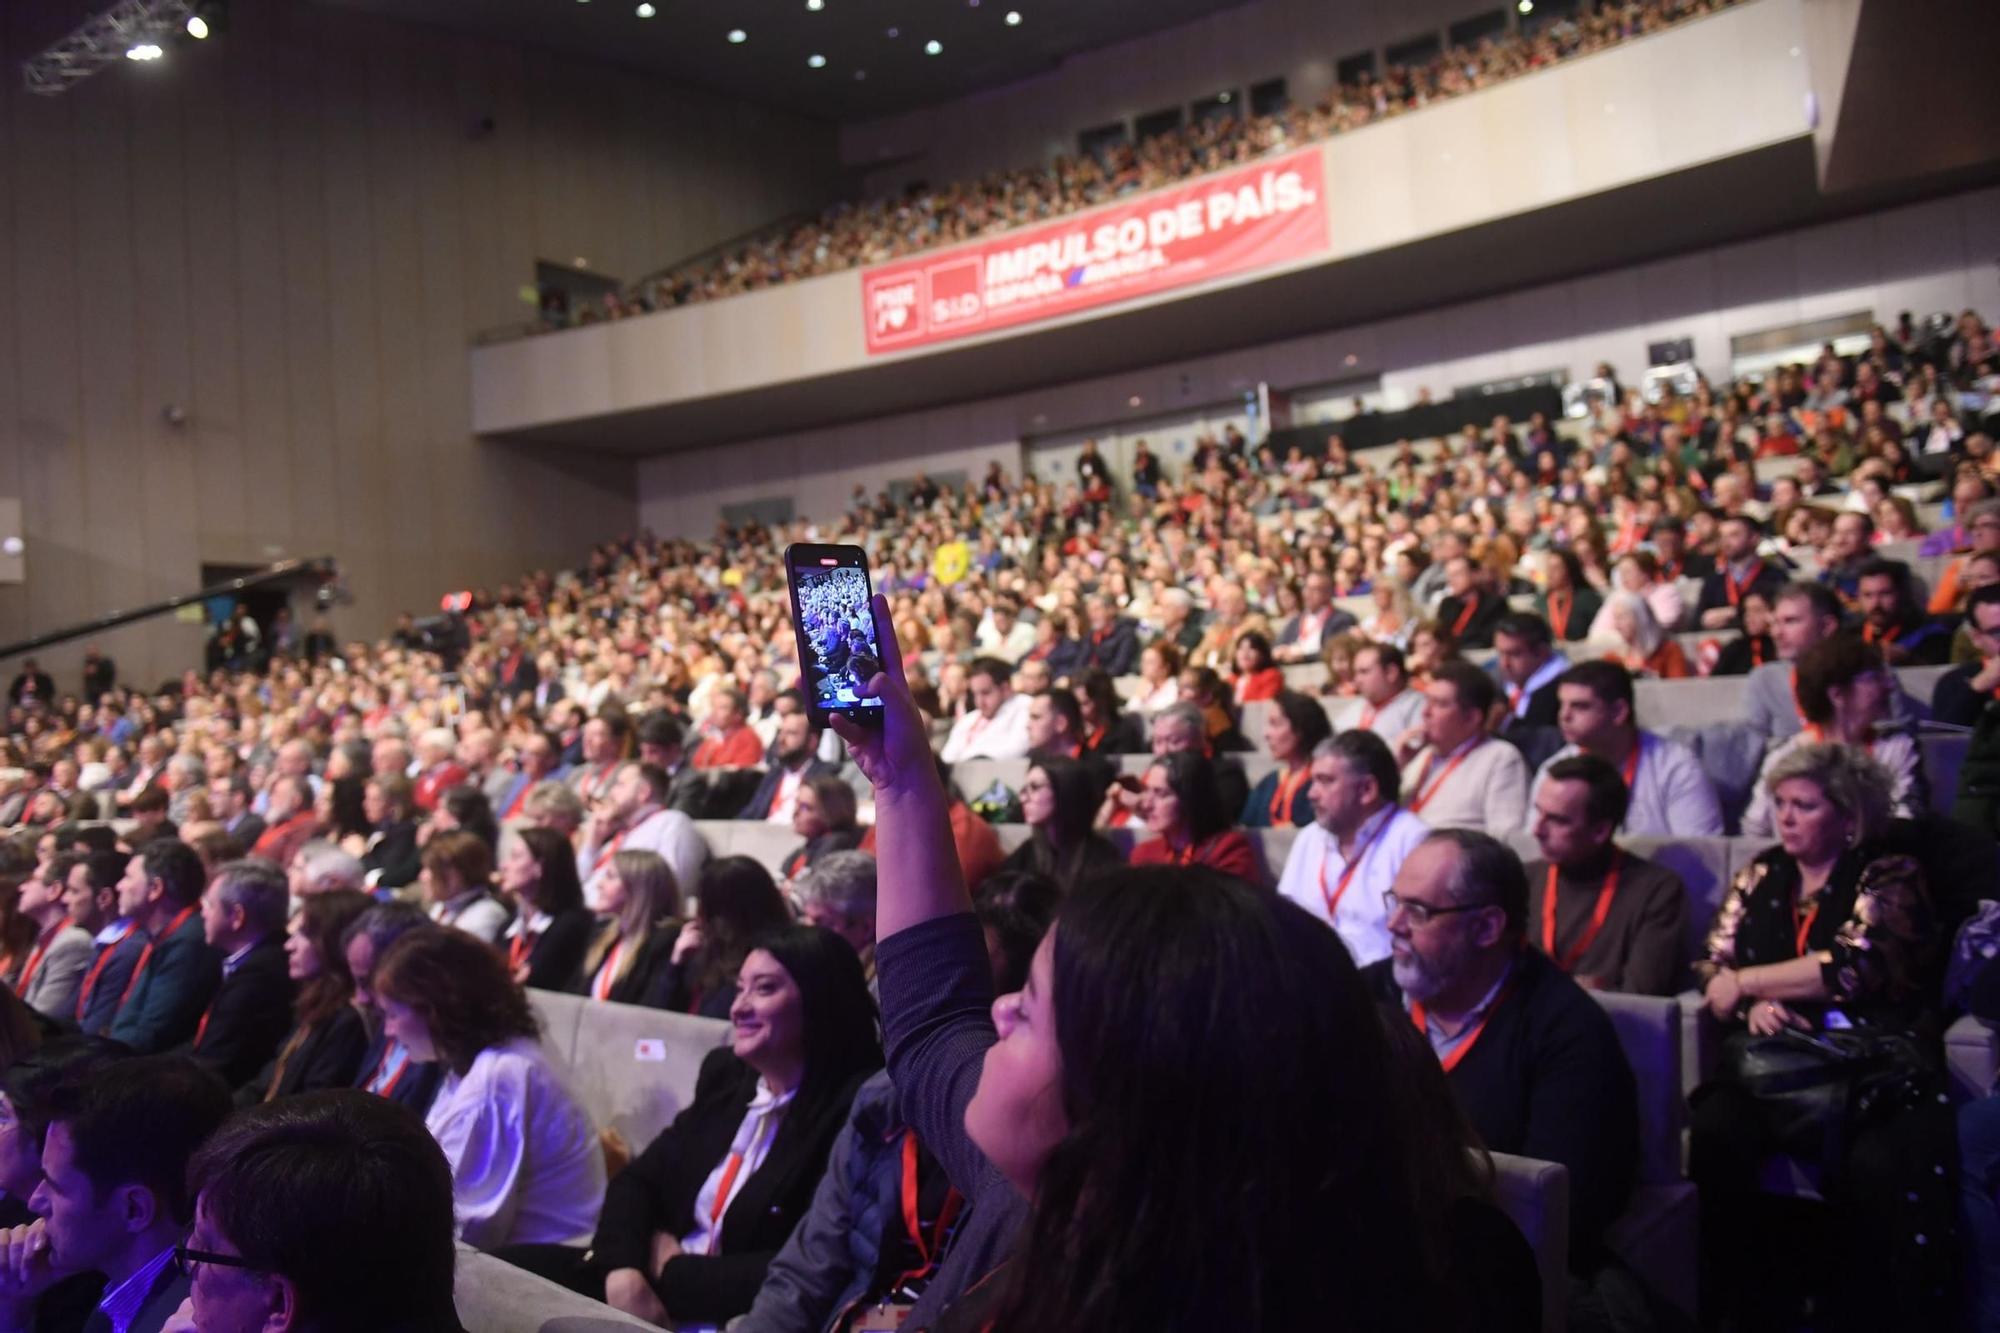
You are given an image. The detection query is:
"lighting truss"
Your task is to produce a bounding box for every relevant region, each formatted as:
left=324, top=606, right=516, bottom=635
left=21, top=0, right=197, bottom=97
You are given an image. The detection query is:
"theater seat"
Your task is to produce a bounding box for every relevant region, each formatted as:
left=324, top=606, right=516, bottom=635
left=1947, top=1013, right=2000, bottom=1099
left=529, top=988, right=588, bottom=1070
left=1590, top=990, right=1698, bottom=1317
left=1491, top=1152, right=1571, bottom=1333
left=563, top=999, right=732, bottom=1153
left=454, top=1246, right=654, bottom=1331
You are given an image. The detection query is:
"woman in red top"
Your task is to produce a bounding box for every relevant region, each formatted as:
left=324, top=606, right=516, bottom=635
left=1229, top=631, right=1284, bottom=706
left=1128, top=753, right=1259, bottom=883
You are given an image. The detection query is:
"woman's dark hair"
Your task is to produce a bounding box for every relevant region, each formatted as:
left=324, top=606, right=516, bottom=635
left=1270, top=689, right=1334, bottom=759
left=324, top=776, right=370, bottom=841
left=743, top=924, right=881, bottom=1102
left=1149, top=751, right=1232, bottom=845
left=801, top=773, right=858, bottom=833
left=693, top=856, right=794, bottom=1002
left=1023, top=758, right=1111, bottom=886
left=993, top=870, right=1441, bottom=1331
left=1233, top=630, right=1275, bottom=672
left=439, top=786, right=499, bottom=854
left=292, top=889, right=374, bottom=1031
left=1793, top=632, right=1883, bottom=725
left=373, top=927, right=537, bottom=1076
left=974, top=871, right=1060, bottom=993
left=1073, top=668, right=1123, bottom=726
left=515, top=825, right=585, bottom=916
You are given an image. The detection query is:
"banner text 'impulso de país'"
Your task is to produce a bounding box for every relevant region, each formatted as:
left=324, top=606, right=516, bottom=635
left=861, top=147, right=1329, bottom=355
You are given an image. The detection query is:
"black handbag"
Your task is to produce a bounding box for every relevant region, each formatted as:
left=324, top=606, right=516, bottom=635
left=1719, top=1026, right=1933, bottom=1164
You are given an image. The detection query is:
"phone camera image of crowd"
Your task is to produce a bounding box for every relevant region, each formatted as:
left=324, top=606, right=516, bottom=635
left=797, top=565, right=883, bottom=709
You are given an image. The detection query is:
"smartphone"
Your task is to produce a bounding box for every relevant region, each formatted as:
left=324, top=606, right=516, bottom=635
left=784, top=544, right=887, bottom=729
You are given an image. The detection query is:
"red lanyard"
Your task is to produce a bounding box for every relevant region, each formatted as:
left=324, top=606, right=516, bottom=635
left=1268, top=766, right=1310, bottom=824
left=1084, top=724, right=1106, bottom=752
left=1620, top=741, right=1641, bottom=792
left=117, top=907, right=196, bottom=1011
left=1793, top=893, right=1822, bottom=957
left=707, top=1150, right=746, bottom=1254
left=1410, top=973, right=1517, bottom=1075
left=18, top=917, right=72, bottom=994
left=1409, top=741, right=1480, bottom=815
left=1541, top=852, right=1622, bottom=973
left=1750, top=638, right=1765, bottom=668
left=1358, top=703, right=1379, bottom=730
left=74, top=921, right=136, bottom=1020
left=590, top=937, right=625, bottom=1001
left=508, top=928, right=537, bottom=972
left=367, top=1040, right=412, bottom=1096
left=592, top=828, right=631, bottom=876
left=1318, top=815, right=1390, bottom=921
left=894, top=1131, right=965, bottom=1287
left=1450, top=596, right=1479, bottom=638
left=1547, top=590, right=1573, bottom=640
left=1725, top=561, right=1763, bottom=607
left=1862, top=621, right=1900, bottom=646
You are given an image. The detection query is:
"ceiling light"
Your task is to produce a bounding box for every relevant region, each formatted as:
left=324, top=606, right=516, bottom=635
left=808, top=53, right=826, bottom=67
left=1127, top=395, right=1144, bottom=408
left=924, top=39, right=943, bottom=54
left=854, top=69, right=867, bottom=79
left=125, top=43, right=163, bottom=61
left=185, top=15, right=210, bottom=39
left=1005, top=10, right=1022, bottom=24
left=1218, top=91, right=1232, bottom=103
left=635, top=2, right=655, bottom=16
left=728, top=28, right=747, bottom=42
left=807, top=0, right=824, bottom=9
left=1517, top=0, right=1533, bottom=11
left=885, top=26, right=900, bottom=37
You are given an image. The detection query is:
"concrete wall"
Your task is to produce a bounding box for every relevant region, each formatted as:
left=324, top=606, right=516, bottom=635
left=0, top=0, right=840, bottom=689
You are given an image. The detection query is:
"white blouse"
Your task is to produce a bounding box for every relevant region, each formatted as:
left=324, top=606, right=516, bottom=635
left=425, top=1037, right=606, bottom=1249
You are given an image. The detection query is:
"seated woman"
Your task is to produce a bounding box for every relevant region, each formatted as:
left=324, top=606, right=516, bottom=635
left=1358, top=577, right=1418, bottom=649
left=355, top=772, right=421, bottom=890
left=1073, top=669, right=1147, bottom=756
left=1319, top=632, right=1363, bottom=698
left=1404, top=620, right=1454, bottom=690
left=1132, top=640, right=1182, bottom=715
left=417, top=830, right=513, bottom=944
left=497, top=826, right=597, bottom=991
left=779, top=774, right=862, bottom=884
left=653, top=856, right=794, bottom=1019
left=1129, top=752, right=1258, bottom=881
left=828, top=601, right=1510, bottom=1331
left=424, top=784, right=500, bottom=857
left=500, top=925, right=881, bottom=1331
left=375, top=925, right=606, bottom=1249
left=1588, top=589, right=1692, bottom=679
left=1023, top=608, right=1085, bottom=683
left=1229, top=631, right=1284, bottom=706
left=1535, top=548, right=1602, bottom=644
left=1710, top=589, right=1779, bottom=677
left=997, top=757, right=1125, bottom=893
left=1613, top=550, right=1685, bottom=633
left=1691, top=743, right=1946, bottom=1328
left=1740, top=633, right=1927, bottom=836
left=1178, top=667, right=1253, bottom=752
left=576, top=849, right=682, bottom=1005
left=240, top=887, right=374, bottom=1104
left=1241, top=690, right=1333, bottom=829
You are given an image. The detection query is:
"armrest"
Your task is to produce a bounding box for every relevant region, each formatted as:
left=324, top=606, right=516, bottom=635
left=1946, top=1012, right=1999, bottom=1101
left=1676, top=990, right=1719, bottom=1103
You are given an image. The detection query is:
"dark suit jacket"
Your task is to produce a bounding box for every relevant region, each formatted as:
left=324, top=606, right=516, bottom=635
left=572, top=921, right=679, bottom=1007
left=244, top=1002, right=371, bottom=1105
left=1084, top=618, right=1141, bottom=677
left=186, top=937, right=296, bottom=1089
left=1438, top=591, right=1508, bottom=649
left=1695, top=559, right=1786, bottom=621
left=522, top=906, right=598, bottom=992
left=590, top=1046, right=873, bottom=1326
left=363, top=820, right=422, bottom=889
left=353, top=1029, right=446, bottom=1117
left=223, top=811, right=267, bottom=850
left=80, top=1257, right=189, bottom=1333
left=1362, top=949, right=1637, bottom=1271
left=108, top=912, right=221, bottom=1054
left=1935, top=662, right=1995, bottom=729
left=735, top=759, right=836, bottom=821
left=77, top=928, right=148, bottom=1036
left=1082, top=712, right=1148, bottom=757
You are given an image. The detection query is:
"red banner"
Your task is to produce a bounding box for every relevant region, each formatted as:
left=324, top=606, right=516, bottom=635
left=862, top=147, right=1329, bottom=356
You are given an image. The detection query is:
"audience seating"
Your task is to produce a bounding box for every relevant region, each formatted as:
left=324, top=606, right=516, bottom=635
left=454, top=1247, right=655, bottom=1332
left=1491, top=1153, right=1572, bottom=1333
left=528, top=989, right=732, bottom=1153
left=1591, top=991, right=1698, bottom=1318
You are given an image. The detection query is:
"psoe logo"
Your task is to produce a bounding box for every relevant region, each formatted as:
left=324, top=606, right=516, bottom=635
left=868, top=275, right=924, bottom=343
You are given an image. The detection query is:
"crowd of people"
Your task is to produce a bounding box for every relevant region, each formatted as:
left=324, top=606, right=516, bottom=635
left=0, top=300, right=1994, bottom=1330
left=532, top=0, right=1745, bottom=330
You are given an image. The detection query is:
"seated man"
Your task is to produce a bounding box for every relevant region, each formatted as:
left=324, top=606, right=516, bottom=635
left=1274, top=572, right=1357, bottom=664
left=737, top=712, right=832, bottom=823
left=1855, top=558, right=1953, bottom=667
left=1492, top=613, right=1569, bottom=732
left=1695, top=514, right=1786, bottom=630
left=0, top=1056, right=233, bottom=1333
left=938, top=658, right=1032, bottom=763
left=1363, top=830, right=1639, bottom=1270
left=1524, top=755, right=1688, bottom=996
left=173, top=1091, right=462, bottom=1333
left=1745, top=581, right=1927, bottom=737
left=1275, top=732, right=1429, bottom=967
left=575, top=762, right=707, bottom=911
left=1395, top=662, right=1529, bottom=834
left=1081, top=594, right=1141, bottom=677
left=692, top=688, right=766, bottom=770
left=1346, top=642, right=1425, bottom=743
left=1435, top=556, right=1507, bottom=650
left=1528, top=660, right=1721, bottom=837
left=1937, top=584, right=2000, bottom=729
left=109, top=841, right=222, bottom=1055
left=185, top=859, right=296, bottom=1091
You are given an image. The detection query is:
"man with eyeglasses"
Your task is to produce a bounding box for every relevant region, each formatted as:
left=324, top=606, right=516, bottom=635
left=164, top=1091, right=463, bottom=1333
left=0, top=1055, right=230, bottom=1333
left=1361, top=829, right=1638, bottom=1273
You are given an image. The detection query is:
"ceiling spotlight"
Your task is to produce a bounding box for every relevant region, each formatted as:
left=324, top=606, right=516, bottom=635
left=1005, top=10, right=1022, bottom=24
left=125, top=43, right=163, bottom=61
left=635, top=2, right=655, bottom=15
left=808, top=53, right=826, bottom=67
left=807, top=0, right=824, bottom=9
left=853, top=69, right=867, bottom=80
left=1517, top=0, right=1533, bottom=11
left=1218, top=90, right=1232, bottom=103
left=185, top=15, right=210, bottom=39
left=727, top=28, right=747, bottom=42
left=924, top=39, right=943, bottom=54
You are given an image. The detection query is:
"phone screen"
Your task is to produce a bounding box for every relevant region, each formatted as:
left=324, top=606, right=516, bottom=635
left=786, top=545, right=886, bottom=723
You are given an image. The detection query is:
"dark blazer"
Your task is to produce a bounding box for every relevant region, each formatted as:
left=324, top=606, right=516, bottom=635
left=223, top=811, right=267, bottom=850
left=1438, top=591, right=1508, bottom=649
left=591, top=1046, right=873, bottom=1326
left=80, top=1257, right=188, bottom=1333
left=363, top=820, right=422, bottom=890
left=572, top=921, right=679, bottom=1008
left=185, top=937, right=296, bottom=1089
left=108, top=911, right=221, bottom=1054
left=353, top=1029, right=445, bottom=1117
left=244, top=1002, right=371, bottom=1105
left=1936, top=662, right=1996, bottom=730
left=1695, top=559, right=1786, bottom=622
left=779, top=829, right=864, bottom=883
left=1361, top=948, right=1638, bottom=1271
left=76, top=927, right=148, bottom=1036
left=1082, top=712, right=1148, bottom=757
left=736, top=759, right=837, bottom=821
left=521, top=906, right=599, bottom=992
left=1083, top=618, right=1141, bottom=677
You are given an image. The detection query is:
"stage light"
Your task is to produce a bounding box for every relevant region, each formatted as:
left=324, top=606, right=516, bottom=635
left=1518, top=0, right=1533, bottom=12
left=924, top=39, right=942, bottom=54
left=185, top=14, right=208, bottom=38
left=808, top=53, right=826, bottom=67
left=806, top=0, right=824, bottom=9
left=728, top=28, right=747, bottom=42
left=1005, top=10, right=1022, bottom=24
left=635, top=2, right=654, bottom=16
left=125, top=43, right=163, bottom=60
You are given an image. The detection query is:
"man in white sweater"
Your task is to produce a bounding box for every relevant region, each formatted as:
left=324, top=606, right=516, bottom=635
left=1395, top=660, right=1529, bottom=834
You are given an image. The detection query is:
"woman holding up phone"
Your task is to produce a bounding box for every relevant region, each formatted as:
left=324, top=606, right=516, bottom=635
left=827, top=595, right=1485, bottom=1333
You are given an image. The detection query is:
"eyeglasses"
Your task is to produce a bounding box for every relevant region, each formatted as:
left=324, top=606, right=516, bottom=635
left=1381, top=890, right=1497, bottom=928
left=175, top=1242, right=268, bottom=1279
left=1018, top=778, right=1052, bottom=795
